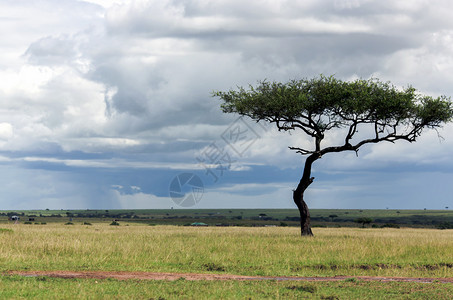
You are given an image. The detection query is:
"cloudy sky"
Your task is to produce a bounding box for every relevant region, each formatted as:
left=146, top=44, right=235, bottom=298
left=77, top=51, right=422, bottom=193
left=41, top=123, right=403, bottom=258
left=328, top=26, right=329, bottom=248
left=0, top=0, right=452, bottom=210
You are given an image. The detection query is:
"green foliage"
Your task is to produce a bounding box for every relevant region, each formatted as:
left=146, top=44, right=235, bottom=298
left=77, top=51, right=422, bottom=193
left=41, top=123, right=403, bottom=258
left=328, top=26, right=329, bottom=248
left=216, top=76, right=452, bottom=127
left=354, top=217, right=373, bottom=228
left=214, top=76, right=453, bottom=155
left=436, top=222, right=453, bottom=229
left=110, top=221, right=120, bottom=226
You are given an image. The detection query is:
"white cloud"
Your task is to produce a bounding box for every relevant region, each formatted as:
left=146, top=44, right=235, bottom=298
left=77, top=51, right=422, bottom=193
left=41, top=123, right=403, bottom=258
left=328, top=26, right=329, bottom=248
left=82, top=0, right=128, bottom=9
left=0, top=123, right=13, bottom=140
left=363, top=124, right=453, bottom=166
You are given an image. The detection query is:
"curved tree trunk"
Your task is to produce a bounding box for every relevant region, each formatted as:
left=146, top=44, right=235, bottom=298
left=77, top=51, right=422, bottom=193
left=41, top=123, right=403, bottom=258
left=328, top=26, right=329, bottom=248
left=294, top=154, right=319, bottom=236
left=293, top=190, right=313, bottom=236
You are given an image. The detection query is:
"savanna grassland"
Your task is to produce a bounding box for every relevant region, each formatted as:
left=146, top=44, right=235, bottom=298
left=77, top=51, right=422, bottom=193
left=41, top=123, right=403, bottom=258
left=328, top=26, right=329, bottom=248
left=0, top=222, right=452, bottom=299
left=0, top=224, right=452, bottom=277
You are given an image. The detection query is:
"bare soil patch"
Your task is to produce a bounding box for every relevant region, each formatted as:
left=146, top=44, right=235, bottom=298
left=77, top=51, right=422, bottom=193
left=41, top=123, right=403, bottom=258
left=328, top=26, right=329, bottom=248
left=5, top=270, right=453, bottom=283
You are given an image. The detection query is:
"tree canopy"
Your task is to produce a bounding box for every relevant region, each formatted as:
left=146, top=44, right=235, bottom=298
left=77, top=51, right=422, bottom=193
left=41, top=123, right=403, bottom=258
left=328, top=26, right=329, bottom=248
left=215, top=76, right=453, bottom=157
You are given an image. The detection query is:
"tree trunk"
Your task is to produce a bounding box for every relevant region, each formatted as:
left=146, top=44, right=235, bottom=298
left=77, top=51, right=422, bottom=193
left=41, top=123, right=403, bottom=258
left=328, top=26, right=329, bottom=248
left=293, top=190, right=313, bottom=236
left=293, top=154, right=319, bottom=237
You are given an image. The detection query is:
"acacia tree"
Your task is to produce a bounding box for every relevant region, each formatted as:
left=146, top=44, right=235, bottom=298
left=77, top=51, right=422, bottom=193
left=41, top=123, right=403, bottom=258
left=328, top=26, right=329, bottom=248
left=214, top=76, right=453, bottom=236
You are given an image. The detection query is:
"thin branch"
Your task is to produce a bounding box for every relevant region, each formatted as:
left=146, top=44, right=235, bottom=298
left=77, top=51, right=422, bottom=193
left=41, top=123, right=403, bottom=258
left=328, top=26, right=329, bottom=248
left=292, top=124, right=317, bottom=137
left=288, top=146, right=316, bottom=155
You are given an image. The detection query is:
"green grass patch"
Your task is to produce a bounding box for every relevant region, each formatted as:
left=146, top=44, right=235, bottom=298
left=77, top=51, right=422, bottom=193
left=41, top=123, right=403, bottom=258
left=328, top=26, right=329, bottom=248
left=0, top=275, right=452, bottom=299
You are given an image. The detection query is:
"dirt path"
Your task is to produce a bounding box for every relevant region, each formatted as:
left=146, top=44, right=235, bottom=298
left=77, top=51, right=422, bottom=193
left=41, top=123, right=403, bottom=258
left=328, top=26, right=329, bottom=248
left=5, top=270, right=453, bottom=283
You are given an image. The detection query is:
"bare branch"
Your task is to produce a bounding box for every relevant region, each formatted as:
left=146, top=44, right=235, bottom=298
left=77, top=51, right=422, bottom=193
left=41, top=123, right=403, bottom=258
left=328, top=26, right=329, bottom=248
left=288, top=146, right=316, bottom=155
left=292, top=124, right=317, bottom=137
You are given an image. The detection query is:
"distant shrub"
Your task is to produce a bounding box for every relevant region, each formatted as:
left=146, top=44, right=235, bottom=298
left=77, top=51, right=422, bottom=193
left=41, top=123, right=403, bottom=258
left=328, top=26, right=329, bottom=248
left=381, top=223, right=400, bottom=228
left=328, top=214, right=338, bottom=221
left=279, top=222, right=288, bottom=227
left=83, top=222, right=92, bottom=225
left=437, top=222, right=453, bottom=230
left=40, top=222, right=47, bottom=225
left=354, top=217, right=372, bottom=228
left=110, top=221, right=120, bottom=226
left=24, top=221, right=32, bottom=225
left=65, top=222, right=74, bottom=225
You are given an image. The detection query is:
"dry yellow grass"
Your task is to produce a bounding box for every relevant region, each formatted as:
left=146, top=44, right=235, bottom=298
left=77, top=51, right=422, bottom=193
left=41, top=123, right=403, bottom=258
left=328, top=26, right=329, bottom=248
left=0, top=224, right=452, bottom=278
